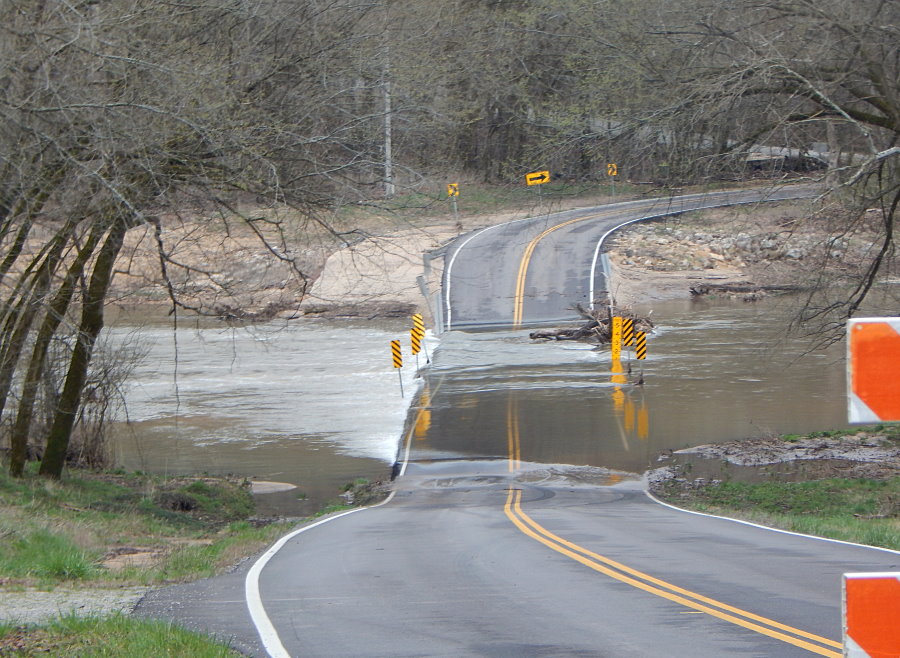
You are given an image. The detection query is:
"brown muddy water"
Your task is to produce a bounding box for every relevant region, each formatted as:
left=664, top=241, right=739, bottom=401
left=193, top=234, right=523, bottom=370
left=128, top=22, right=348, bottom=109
left=109, top=295, right=849, bottom=516
left=415, top=295, right=847, bottom=477
left=107, top=317, right=424, bottom=517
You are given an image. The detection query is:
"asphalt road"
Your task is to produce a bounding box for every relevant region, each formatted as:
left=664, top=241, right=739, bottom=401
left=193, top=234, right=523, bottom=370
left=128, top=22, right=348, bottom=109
left=135, top=185, right=900, bottom=657
left=263, top=465, right=899, bottom=657
left=137, top=460, right=899, bottom=656
left=442, top=184, right=818, bottom=330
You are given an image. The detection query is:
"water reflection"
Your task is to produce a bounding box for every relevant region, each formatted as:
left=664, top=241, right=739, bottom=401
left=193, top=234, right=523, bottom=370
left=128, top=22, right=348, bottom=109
left=108, top=296, right=848, bottom=515
left=412, top=296, right=847, bottom=476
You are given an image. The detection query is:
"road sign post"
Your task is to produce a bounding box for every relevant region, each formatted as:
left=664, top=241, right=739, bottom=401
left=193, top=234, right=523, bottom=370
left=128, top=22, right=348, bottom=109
left=410, top=326, right=421, bottom=370
left=525, top=170, right=550, bottom=186
left=447, top=183, right=460, bottom=228
left=390, top=339, right=404, bottom=397
left=611, top=316, right=622, bottom=361
left=635, top=330, right=647, bottom=385
left=412, top=313, right=428, bottom=363
left=607, top=163, right=618, bottom=200
left=622, top=318, right=634, bottom=347
left=525, top=170, right=550, bottom=206
left=635, top=331, right=647, bottom=360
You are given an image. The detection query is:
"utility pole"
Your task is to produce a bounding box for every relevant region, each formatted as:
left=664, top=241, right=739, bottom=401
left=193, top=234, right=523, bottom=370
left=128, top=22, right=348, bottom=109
left=382, top=1, right=394, bottom=199
left=383, top=69, right=394, bottom=198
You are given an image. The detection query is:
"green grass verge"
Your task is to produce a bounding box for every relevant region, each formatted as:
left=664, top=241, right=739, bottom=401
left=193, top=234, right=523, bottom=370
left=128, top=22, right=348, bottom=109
left=0, top=614, right=240, bottom=656
left=654, top=425, right=900, bottom=550
left=0, top=467, right=377, bottom=654
left=657, top=477, right=900, bottom=551
left=0, top=465, right=294, bottom=587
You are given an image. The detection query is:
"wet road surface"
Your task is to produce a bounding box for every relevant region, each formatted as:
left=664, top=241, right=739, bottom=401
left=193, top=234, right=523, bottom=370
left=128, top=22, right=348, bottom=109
left=135, top=188, right=898, bottom=656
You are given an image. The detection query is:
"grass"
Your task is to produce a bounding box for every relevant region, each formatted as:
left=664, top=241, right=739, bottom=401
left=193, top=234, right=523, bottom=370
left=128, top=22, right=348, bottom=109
left=0, top=466, right=379, bottom=654
left=0, top=529, right=96, bottom=581
left=655, top=425, right=900, bottom=550
left=0, top=614, right=241, bottom=656
left=662, top=478, right=900, bottom=550
left=0, top=465, right=293, bottom=587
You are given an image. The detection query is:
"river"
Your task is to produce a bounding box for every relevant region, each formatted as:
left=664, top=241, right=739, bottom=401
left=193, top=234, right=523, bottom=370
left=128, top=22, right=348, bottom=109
left=109, top=295, right=848, bottom=516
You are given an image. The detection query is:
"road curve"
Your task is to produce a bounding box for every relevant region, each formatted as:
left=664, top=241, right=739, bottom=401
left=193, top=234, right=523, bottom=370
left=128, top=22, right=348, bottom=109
left=133, top=183, right=899, bottom=658
left=238, top=460, right=898, bottom=657
left=443, top=184, right=819, bottom=330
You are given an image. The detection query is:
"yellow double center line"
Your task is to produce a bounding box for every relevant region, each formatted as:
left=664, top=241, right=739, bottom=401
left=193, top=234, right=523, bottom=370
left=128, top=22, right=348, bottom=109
left=504, top=488, right=841, bottom=656
left=512, top=212, right=608, bottom=328
left=507, top=195, right=840, bottom=654
left=506, top=396, right=521, bottom=472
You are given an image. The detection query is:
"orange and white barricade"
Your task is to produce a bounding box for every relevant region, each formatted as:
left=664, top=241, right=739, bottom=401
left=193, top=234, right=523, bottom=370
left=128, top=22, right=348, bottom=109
left=843, top=572, right=900, bottom=656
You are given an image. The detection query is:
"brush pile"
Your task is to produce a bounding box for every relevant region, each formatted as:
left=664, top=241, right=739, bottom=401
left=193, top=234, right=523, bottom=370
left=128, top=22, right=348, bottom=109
left=529, top=304, right=653, bottom=343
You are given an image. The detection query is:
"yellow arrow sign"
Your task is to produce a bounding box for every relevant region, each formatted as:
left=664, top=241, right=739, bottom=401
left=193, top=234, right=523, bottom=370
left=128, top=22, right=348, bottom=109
left=607, top=163, right=618, bottom=176
left=525, top=170, right=550, bottom=186
left=447, top=183, right=459, bottom=197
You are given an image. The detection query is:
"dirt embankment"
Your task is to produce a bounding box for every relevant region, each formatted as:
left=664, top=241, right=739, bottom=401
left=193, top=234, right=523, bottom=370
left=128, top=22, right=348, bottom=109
left=604, top=201, right=879, bottom=308
left=105, top=191, right=879, bottom=324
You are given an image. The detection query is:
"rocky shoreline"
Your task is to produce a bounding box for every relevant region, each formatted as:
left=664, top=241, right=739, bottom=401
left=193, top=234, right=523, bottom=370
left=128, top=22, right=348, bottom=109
left=648, top=428, right=900, bottom=499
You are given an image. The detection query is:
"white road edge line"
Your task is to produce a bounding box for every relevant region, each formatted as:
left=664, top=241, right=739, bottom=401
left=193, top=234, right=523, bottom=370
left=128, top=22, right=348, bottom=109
left=245, top=348, right=437, bottom=656
left=248, top=185, right=822, bottom=656
left=245, top=491, right=398, bottom=657
left=445, top=191, right=753, bottom=328
left=589, top=214, right=651, bottom=310
left=645, top=489, right=900, bottom=555
left=442, top=195, right=660, bottom=331
left=588, top=195, right=797, bottom=310
left=443, top=218, right=530, bottom=331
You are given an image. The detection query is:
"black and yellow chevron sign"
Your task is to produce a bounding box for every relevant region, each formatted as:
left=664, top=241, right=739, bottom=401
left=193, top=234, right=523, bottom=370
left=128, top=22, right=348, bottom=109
left=391, top=339, right=402, bottom=368
left=525, top=170, right=550, bottom=186
left=622, top=318, right=634, bottom=346
left=411, top=314, right=425, bottom=355
left=635, top=331, right=647, bottom=360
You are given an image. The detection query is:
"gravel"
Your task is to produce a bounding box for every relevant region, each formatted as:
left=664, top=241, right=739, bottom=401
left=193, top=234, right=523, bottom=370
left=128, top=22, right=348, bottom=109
left=0, top=586, right=151, bottom=625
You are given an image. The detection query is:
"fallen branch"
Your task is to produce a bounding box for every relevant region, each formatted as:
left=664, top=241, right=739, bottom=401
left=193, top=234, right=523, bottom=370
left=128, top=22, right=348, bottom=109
left=690, top=283, right=800, bottom=296
left=529, top=304, right=653, bottom=343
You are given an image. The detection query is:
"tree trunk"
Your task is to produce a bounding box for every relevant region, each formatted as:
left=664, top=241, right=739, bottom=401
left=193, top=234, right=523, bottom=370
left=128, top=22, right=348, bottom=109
left=39, top=217, right=127, bottom=479
left=0, top=220, right=76, bottom=427
left=8, top=225, right=101, bottom=477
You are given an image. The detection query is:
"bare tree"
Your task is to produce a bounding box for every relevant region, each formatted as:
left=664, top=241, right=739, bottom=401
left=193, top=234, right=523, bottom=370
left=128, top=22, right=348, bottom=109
left=0, top=0, right=394, bottom=477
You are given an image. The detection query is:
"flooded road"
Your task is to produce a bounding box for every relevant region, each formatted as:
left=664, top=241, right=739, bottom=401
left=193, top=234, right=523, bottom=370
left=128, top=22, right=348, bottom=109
left=110, top=295, right=847, bottom=515
left=416, top=296, right=846, bottom=475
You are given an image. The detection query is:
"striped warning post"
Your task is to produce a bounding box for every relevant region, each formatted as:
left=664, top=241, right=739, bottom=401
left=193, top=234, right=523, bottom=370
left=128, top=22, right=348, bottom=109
left=622, top=318, right=634, bottom=346
left=390, top=339, right=402, bottom=368
left=844, top=572, right=900, bottom=656
left=611, top=316, right=622, bottom=360
left=848, top=318, right=900, bottom=422
left=635, top=331, right=647, bottom=360
left=410, top=327, right=422, bottom=355
left=412, top=313, right=425, bottom=333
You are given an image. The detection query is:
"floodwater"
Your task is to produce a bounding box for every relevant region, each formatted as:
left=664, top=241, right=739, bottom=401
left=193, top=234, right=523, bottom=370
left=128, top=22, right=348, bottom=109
left=108, top=318, right=424, bottom=516
left=109, top=295, right=848, bottom=515
left=415, top=295, right=847, bottom=476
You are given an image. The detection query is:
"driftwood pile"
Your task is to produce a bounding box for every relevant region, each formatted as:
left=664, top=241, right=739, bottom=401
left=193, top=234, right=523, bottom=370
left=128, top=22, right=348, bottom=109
left=529, top=304, right=653, bottom=343
left=689, top=282, right=799, bottom=299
